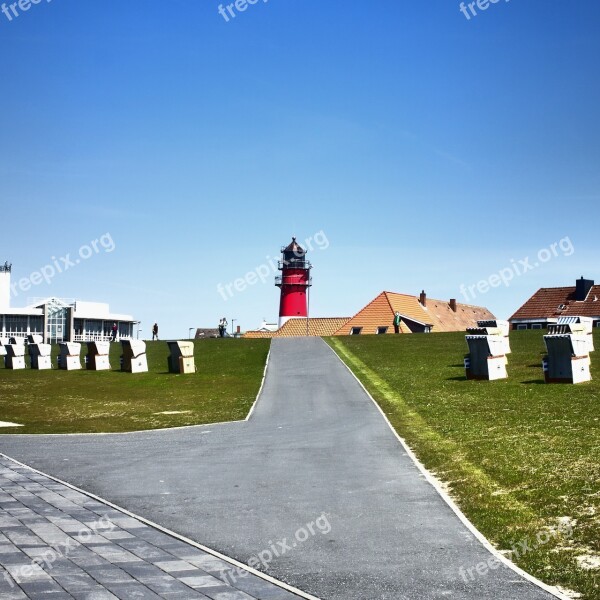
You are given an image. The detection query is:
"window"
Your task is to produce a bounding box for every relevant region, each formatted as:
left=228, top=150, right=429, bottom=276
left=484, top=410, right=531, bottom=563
left=29, top=316, right=43, bottom=335
left=531, top=324, right=543, bottom=330
left=596, top=321, right=600, bottom=328
left=558, top=304, right=567, bottom=310
left=350, top=327, right=362, bottom=335
left=4, top=315, right=28, bottom=335
left=517, top=324, right=528, bottom=330
left=377, top=327, right=388, bottom=335
left=45, top=299, right=68, bottom=343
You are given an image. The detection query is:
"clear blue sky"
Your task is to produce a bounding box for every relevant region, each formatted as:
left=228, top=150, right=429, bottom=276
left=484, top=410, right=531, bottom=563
left=1, top=0, right=599, bottom=338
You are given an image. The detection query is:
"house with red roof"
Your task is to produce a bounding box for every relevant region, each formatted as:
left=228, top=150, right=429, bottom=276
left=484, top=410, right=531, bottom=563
left=334, top=291, right=495, bottom=336
left=509, top=277, right=600, bottom=330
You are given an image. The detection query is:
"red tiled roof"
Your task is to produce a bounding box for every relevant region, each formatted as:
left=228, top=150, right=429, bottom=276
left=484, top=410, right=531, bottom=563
left=244, top=317, right=350, bottom=339
left=243, top=330, right=277, bottom=339
left=334, top=291, right=495, bottom=335
left=510, top=285, right=600, bottom=320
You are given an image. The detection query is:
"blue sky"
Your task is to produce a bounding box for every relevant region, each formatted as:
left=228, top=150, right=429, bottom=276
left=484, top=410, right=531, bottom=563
left=1, top=0, right=599, bottom=338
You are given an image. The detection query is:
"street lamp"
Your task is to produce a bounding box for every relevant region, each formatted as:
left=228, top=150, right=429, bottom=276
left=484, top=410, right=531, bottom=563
left=231, top=319, right=236, bottom=337
left=189, top=327, right=195, bottom=340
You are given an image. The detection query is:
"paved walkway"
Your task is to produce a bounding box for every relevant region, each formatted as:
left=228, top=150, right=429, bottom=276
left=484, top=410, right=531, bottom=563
left=1, top=338, right=560, bottom=599
left=0, top=456, right=305, bottom=600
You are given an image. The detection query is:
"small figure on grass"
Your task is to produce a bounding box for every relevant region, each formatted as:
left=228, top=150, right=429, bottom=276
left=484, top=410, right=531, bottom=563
left=219, top=318, right=228, bottom=338
left=393, top=312, right=402, bottom=334
left=152, top=322, right=159, bottom=341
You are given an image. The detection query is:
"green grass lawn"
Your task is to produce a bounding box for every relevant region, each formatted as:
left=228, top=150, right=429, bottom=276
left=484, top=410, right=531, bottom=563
left=328, top=330, right=600, bottom=600
left=0, top=339, right=270, bottom=434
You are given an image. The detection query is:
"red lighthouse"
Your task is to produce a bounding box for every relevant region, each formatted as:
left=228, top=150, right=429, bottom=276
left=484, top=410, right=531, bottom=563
left=275, top=238, right=312, bottom=328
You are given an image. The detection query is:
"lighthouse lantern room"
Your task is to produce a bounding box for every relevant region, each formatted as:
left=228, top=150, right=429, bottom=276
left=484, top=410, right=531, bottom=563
left=275, top=238, right=313, bottom=328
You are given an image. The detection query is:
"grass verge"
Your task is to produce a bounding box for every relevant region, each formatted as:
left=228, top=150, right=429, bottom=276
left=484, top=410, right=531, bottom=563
left=327, top=330, right=599, bottom=600
left=0, top=339, right=270, bottom=434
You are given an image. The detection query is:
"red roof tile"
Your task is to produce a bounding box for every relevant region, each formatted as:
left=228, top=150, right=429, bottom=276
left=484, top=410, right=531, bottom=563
left=510, top=285, right=600, bottom=320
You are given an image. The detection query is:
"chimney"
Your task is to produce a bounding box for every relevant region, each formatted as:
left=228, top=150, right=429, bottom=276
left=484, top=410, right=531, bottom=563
left=575, top=277, right=594, bottom=301
left=419, top=290, right=427, bottom=307
left=449, top=298, right=457, bottom=312
left=237, top=325, right=241, bottom=334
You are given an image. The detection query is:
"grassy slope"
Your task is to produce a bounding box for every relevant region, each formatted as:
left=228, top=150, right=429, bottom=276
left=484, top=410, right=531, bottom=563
left=328, top=330, right=599, bottom=600
left=0, top=339, right=270, bottom=434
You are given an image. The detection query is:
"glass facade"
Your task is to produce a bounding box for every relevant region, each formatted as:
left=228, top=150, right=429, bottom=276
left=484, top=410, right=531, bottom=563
left=46, top=299, right=69, bottom=343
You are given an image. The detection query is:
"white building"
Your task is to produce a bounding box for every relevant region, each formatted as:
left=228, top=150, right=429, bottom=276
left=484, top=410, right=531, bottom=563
left=0, top=263, right=138, bottom=343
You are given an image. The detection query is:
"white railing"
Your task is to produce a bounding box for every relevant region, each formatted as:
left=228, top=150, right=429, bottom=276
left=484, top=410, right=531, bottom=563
left=2, top=331, right=38, bottom=339
left=73, top=333, right=133, bottom=343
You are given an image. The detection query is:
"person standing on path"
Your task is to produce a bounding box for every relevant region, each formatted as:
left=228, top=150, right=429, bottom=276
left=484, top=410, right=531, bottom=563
left=111, top=322, right=118, bottom=342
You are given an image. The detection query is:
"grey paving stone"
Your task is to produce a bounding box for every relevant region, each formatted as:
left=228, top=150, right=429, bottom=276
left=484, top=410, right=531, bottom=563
left=54, top=572, right=100, bottom=593
left=85, top=566, right=136, bottom=585
left=0, top=588, right=29, bottom=599
left=160, top=593, right=210, bottom=600
left=0, top=551, right=39, bottom=565
left=4, top=562, right=53, bottom=583
left=39, top=557, right=85, bottom=576
left=4, top=530, right=47, bottom=547
left=75, top=589, right=119, bottom=600
left=114, top=540, right=174, bottom=562
left=19, top=579, right=68, bottom=594
left=142, top=575, right=194, bottom=594
left=200, top=588, right=256, bottom=600
left=0, top=542, right=22, bottom=555
left=26, top=593, right=74, bottom=600
left=179, top=574, right=225, bottom=589
left=102, top=581, right=164, bottom=599
left=152, top=559, right=197, bottom=573
left=115, top=563, right=165, bottom=580
left=99, top=532, right=135, bottom=542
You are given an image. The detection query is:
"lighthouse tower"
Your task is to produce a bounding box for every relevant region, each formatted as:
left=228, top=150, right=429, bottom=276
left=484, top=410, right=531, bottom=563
left=275, top=238, right=312, bottom=328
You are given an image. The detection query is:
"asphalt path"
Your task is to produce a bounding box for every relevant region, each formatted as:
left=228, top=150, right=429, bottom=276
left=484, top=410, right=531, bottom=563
left=0, top=337, right=559, bottom=600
